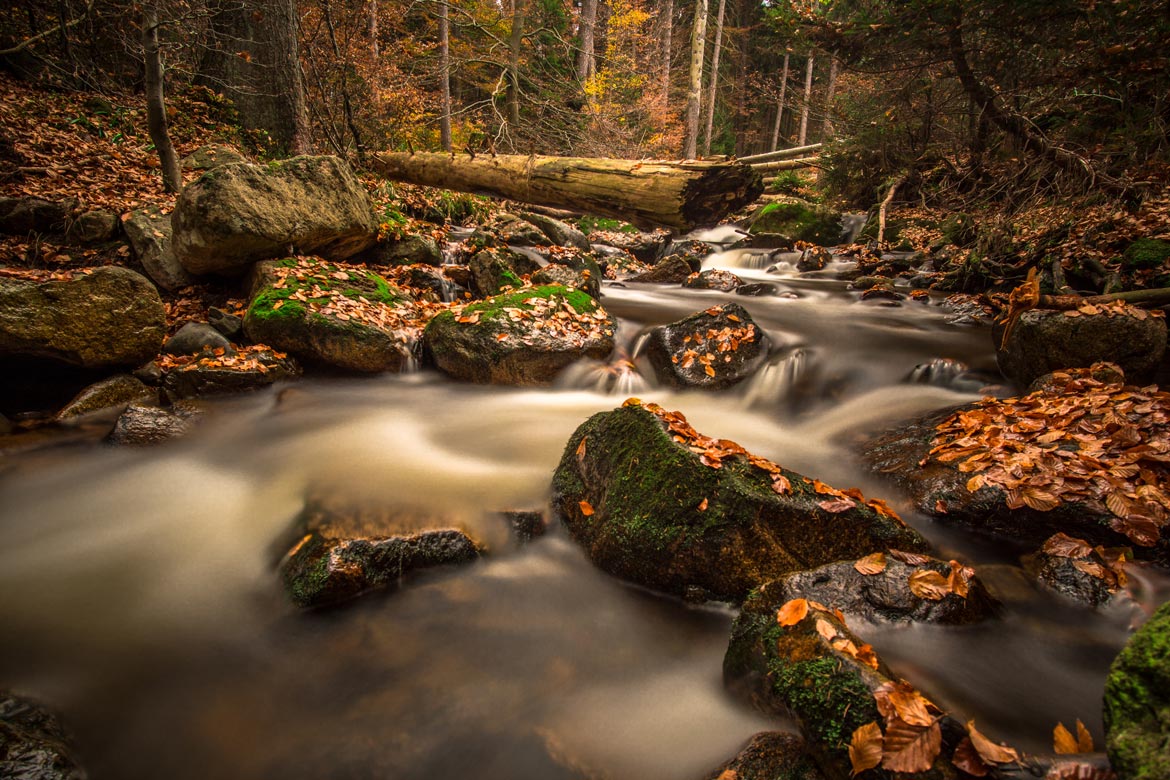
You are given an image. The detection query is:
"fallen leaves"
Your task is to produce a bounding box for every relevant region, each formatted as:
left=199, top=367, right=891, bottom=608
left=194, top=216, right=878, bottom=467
left=908, top=569, right=952, bottom=601
left=848, top=722, right=883, bottom=776
left=1054, top=719, right=1095, bottom=754
left=968, top=720, right=1021, bottom=765
left=578, top=500, right=595, bottom=517
left=156, top=344, right=289, bottom=374
left=854, top=552, right=888, bottom=575
left=449, top=288, right=615, bottom=348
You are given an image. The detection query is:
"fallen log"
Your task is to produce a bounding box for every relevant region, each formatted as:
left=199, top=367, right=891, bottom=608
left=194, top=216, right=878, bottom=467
left=738, top=143, right=823, bottom=164
left=1038, top=286, right=1170, bottom=309
left=750, top=157, right=820, bottom=173
left=369, top=152, right=763, bottom=232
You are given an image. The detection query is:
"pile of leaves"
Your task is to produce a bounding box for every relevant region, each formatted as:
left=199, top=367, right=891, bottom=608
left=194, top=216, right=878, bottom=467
left=155, top=345, right=289, bottom=374
left=451, top=287, right=613, bottom=349
left=1060, top=299, right=1161, bottom=321
left=852, top=550, right=977, bottom=601
left=930, top=372, right=1170, bottom=546
left=670, top=307, right=759, bottom=379
left=1040, top=532, right=1130, bottom=591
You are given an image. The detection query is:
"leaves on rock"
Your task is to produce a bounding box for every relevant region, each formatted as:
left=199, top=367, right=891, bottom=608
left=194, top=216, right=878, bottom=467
left=776, top=598, right=810, bottom=626
left=578, top=500, right=594, bottom=517
left=881, top=718, right=942, bottom=773
left=908, top=569, right=952, bottom=601
left=875, top=680, right=940, bottom=728
left=854, top=552, right=888, bottom=575
left=952, top=737, right=991, bottom=777
left=1043, top=532, right=1094, bottom=559
left=156, top=344, right=289, bottom=374
left=848, top=722, right=884, bottom=776
left=967, top=720, right=1021, bottom=765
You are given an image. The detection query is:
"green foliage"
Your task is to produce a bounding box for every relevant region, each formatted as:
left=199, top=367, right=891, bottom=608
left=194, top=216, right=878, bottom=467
left=1122, top=239, right=1170, bottom=270
left=576, top=216, right=638, bottom=235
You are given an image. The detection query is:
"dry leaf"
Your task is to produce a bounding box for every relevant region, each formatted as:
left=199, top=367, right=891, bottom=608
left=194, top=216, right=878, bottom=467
left=881, top=718, right=942, bottom=773
left=819, top=497, right=858, bottom=513
left=967, top=720, right=1021, bottom=765
left=698, top=497, right=709, bottom=511
left=854, top=552, right=888, bottom=575
left=875, top=680, right=936, bottom=727
left=578, top=500, right=595, bottom=517
left=908, top=569, right=951, bottom=601
left=848, top=722, right=884, bottom=776
left=889, top=549, right=932, bottom=566
left=1075, top=719, right=1095, bottom=752
left=576, top=437, right=587, bottom=462
left=776, top=598, right=809, bottom=626
left=815, top=618, right=839, bottom=644
left=951, top=736, right=990, bottom=777
left=1043, top=533, right=1093, bottom=559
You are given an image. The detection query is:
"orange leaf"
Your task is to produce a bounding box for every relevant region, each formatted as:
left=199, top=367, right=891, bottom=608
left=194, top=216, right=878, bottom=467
left=1075, top=719, right=1094, bottom=752
left=771, top=475, right=791, bottom=494
left=1042, top=533, right=1092, bottom=559
left=947, top=561, right=974, bottom=599
left=1053, top=722, right=1078, bottom=754
left=875, top=680, right=936, bottom=727
left=848, top=722, right=883, bottom=776
left=908, top=569, right=951, bottom=601
left=698, top=498, right=709, bottom=511
left=967, top=720, right=1020, bottom=765
left=854, top=552, right=887, bottom=575
left=815, top=618, right=839, bottom=643
left=881, top=718, right=941, bottom=773
left=819, top=497, right=857, bottom=513
left=776, top=598, right=809, bottom=626
left=578, top=500, right=595, bottom=517
left=704, top=364, right=716, bottom=377
left=951, top=737, right=990, bottom=777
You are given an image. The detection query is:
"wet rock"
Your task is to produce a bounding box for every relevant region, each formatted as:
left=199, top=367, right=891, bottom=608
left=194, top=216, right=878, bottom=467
left=859, top=287, right=905, bottom=303
left=163, top=322, right=234, bottom=356
left=244, top=258, right=416, bottom=373
left=754, top=554, right=999, bottom=625
left=479, top=213, right=549, bottom=247
left=643, top=303, right=770, bottom=390
left=1105, top=600, right=1170, bottom=780
left=724, top=600, right=964, bottom=780
left=660, top=240, right=713, bottom=271
left=626, top=255, right=693, bottom=284
left=121, top=205, right=194, bottom=291
left=0, top=267, right=166, bottom=368
left=0, top=690, right=88, bottom=780
left=701, top=732, right=824, bottom=780
left=64, top=209, right=118, bottom=245
left=207, top=307, right=244, bottom=339
left=403, top=267, right=455, bottom=302
left=179, top=143, right=248, bottom=171
left=425, top=284, right=616, bottom=386
left=736, top=282, right=778, bottom=297
left=443, top=265, right=472, bottom=289
left=279, top=500, right=482, bottom=608
left=734, top=233, right=793, bottom=251
left=796, top=246, right=832, bottom=272
left=106, top=401, right=202, bottom=445
left=498, top=509, right=549, bottom=543
left=172, top=155, right=377, bottom=275
left=531, top=263, right=600, bottom=299
left=365, top=233, right=443, bottom=267
left=749, top=199, right=842, bottom=246
left=1022, top=546, right=1121, bottom=608
left=468, top=246, right=540, bottom=297
left=551, top=402, right=930, bottom=601
left=589, top=229, right=669, bottom=264
left=994, top=307, right=1166, bottom=390
left=55, top=374, right=154, bottom=422
left=161, top=347, right=301, bottom=400
left=1030, top=361, right=1126, bottom=394
left=0, top=196, right=73, bottom=235
left=683, top=269, right=742, bottom=291
left=519, top=212, right=591, bottom=251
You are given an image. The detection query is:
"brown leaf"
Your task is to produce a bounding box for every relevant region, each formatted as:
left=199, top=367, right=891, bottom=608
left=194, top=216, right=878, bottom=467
left=854, top=552, right=888, bottom=576
left=771, top=475, right=791, bottom=494
left=1054, top=721, right=1080, bottom=754
left=967, top=720, right=1020, bottom=765
left=952, top=737, right=990, bottom=777
left=698, top=497, right=709, bottom=511
left=776, top=598, right=809, bottom=626
left=889, top=549, right=932, bottom=566
left=578, top=500, right=594, bottom=517
left=815, top=618, right=839, bottom=644
left=875, top=680, right=937, bottom=727
left=1043, top=533, right=1093, bottom=559
left=908, top=569, right=951, bottom=601
left=1021, top=487, right=1061, bottom=511
left=935, top=499, right=948, bottom=514
left=881, top=718, right=941, bottom=773
left=819, top=497, right=857, bottom=513
left=1075, top=719, right=1095, bottom=752
left=947, top=561, right=974, bottom=599
left=848, top=722, right=884, bottom=776
left=576, top=437, right=587, bottom=463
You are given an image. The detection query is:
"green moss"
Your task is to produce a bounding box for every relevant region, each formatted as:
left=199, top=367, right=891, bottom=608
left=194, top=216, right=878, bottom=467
left=463, top=284, right=599, bottom=321
left=1105, top=601, right=1170, bottom=780
left=577, top=215, right=638, bottom=234
left=247, top=260, right=402, bottom=324
left=770, top=649, right=882, bottom=751
left=751, top=200, right=843, bottom=245
left=1123, top=238, right=1170, bottom=270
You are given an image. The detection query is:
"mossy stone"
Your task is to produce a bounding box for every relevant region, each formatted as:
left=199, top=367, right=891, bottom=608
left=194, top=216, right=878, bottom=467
left=1122, top=238, right=1170, bottom=271
left=1104, top=601, right=1170, bottom=780
left=750, top=200, right=843, bottom=246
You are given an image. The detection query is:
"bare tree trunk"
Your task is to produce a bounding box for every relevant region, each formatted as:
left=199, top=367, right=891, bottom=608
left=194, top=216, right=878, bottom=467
left=439, top=0, right=451, bottom=151
left=797, top=51, right=813, bottom=146
left=769, top=52, right=789, bottom=151
left=821, top=53, right=838, bottom=140
left=659, top=0, right=672, bottom=103
left=576, top=0, right=598, bottom=82
left=700, top=0, right=725, bottom=157
left=368, top=0, right=378, bottom=57
left=507, top=0, right=524, bottom=129
left=322, top=0, right=365, bottom=160
left=142, top=2, right=181, bottom=193
left=683, top=0, right=708, bottom=159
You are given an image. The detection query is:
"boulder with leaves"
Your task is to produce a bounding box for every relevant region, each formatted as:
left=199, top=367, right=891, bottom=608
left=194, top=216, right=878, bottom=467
left=642, top=303, right=771, bottom=390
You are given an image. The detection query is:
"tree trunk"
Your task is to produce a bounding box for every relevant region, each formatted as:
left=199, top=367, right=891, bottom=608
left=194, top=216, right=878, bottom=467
left=507, top=0, right=524, bottom=129
left=370, top=152, right=763, bottom=231
left=684, top=0, right=708, bottom=159
left=797, top=51, right=813, bottom=146
left=769, top=52, right=789, bottom=151
left=700, top=0, right=725, bottom=157
left=659, top=0, right=672, bottom=103
left=576, top=0, right=598, bottom=82
left=368, top=0, right=378, bottom=57
left=741, top=142, right=821, bottom=163
left=821, top=53, right=838, bottom=140
left=142, top=3, right=181, bottom=193
left=439, top=0, right=451, bottom=151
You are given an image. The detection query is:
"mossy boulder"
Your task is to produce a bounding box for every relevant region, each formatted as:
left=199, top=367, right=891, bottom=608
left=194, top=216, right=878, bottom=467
left=518, top=211, right=591, bottom=251
left=279, top=500, right=482, bottom=608
left=172, top=155, right=377, bottom=275
left=1122, top=238, right=1170, bottom=271
left=244, top=258, right=417, bottom=373
left=0, top=267, right=166, bottom=368
left=1105, top=600, right=1170, bottom=780
left=750, top=200, right=843, bottom=246
left=643, top=303, right=770, bottom=390
left=425, top=284, right=616, bottom=385
left=994, top=308, right=1166, bottom=390
left=551, top=403, right=930, bottom=602
left=702, top=732, right=826, bottom=780
left=476, top=212, right=549, bottom=247
left=0, top=690, right=88, bottom=780
left=179, top=143, right=248, bottom=171
left=531, top=262, right=600, bottom=299
left=940, top=213, right=977, bottom=248
left=468, top=246, right=539, bottom=297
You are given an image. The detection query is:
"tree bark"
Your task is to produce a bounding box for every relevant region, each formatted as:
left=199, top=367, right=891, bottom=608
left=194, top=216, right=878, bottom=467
left=576, top=0, right=598, bottom=82
left=741, top=142, right=821, bottom=163
left=370, top=152, right=763, bottom=231
left=749, top=157, right=818, bottom=172
left=769, top=53, right=789, bottom=152
left=700, top=0, right=725, bottom=157
left=507, top=0, right=525, bottom=129
left=659, top=0, right=672, bottom=104
left=439, top=0, right=451, bottom=151
left=368, top=0, right=379, bottom=57
left=142, top=2, right=181, bottom=193
left=821, top=53, right=838, bottom=140
left=797, top=51, right=813, bottom=146
left=683, top=0, right=708, bottom=158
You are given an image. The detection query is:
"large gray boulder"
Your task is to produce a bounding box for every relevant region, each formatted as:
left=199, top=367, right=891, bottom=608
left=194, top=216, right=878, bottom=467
left=0, top=267, right=166, bottom=368
left=172, top=155, right=377, bottom=275
left=122, top=206, right=194, bottom=291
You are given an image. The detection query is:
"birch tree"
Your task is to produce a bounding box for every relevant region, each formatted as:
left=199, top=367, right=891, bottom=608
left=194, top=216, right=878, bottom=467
left=683, top=0, right=707, bottom=158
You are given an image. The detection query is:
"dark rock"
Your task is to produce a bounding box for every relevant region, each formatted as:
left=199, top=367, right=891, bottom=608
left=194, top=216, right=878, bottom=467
left=702, top=732, right=824, bottom=780
left=660, top=240, right=713, bottom=271
left=851, top=275, right=893, bottom=290
left=498, top=509, right=549, bottom=543
left=589, top=229, right=669, bottom=264
left=1029, top=361, right=1126, bottom=394
left=404, top=267, right=455, bottom=302
left=279, top=500, right=482, bottom=608
left=0, top=413, right=10, bottom=435
left=1105, top=600, right=1170, bottom=780
left=161, top=348, right=300, bottom=400
left=425, top=285, right=616, bottom=386
left=244, top=258, right=416, bottom=373
left=443, top=265, right=472, bottom=289
left=1022, top=547, right=1120, bottom=608
left=755, top=555, right=999, bottom=625
left=682, top=269, right=742, bottom=291
left=0, top=267, right=166, bottom=368
left=736, top=282, right=778, bottom=297
left=468, top=246, right=539, bottom=297
left=172, top=156, right=377, bottom=275
left=0, top=196, right=74, bottom=235
left=55, top=374, right=154, bottom=422
left=531, top=262, right=601, bottom=299
left=749, top=200, right=842, bottom=246
left=478, top=213, right=548, bottom=247
left=365, top=233, right=443, bottom=267
left=859, top=287, right=905, bottom=302
left=643, top=303, right=770, bottom=390
left=106, top=401, right=201, bottom=445
left=64, top=210, right=118, bottom=245
left=796, top=247, right=832, bottom=272
left=179, top=143, right=248, bottom=171
left=207, top=307, right=244, bottom=339
left=519, top=212, right=591, bottom=250
left=132, top=361, right=164, bottom=385
left=994, top=308, right=1166, bottom=390
left=163, top=322, right=234, bottom=356
left=734, top=233, right=793, bottom=251
left=0, top=690, right=88, bottom=780
left=551, top=402, right=930, bottom=601
left=121, top=206, right=195, bottom=291
left=625, top=255, right=693, bottom=284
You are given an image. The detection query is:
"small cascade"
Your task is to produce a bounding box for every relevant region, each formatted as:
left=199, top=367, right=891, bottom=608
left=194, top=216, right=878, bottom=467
left=739, top=348, right=809, bottom=408
left=907, top=357, right=999, bottom=394
left=439, top=228, right=472, bottom=303
left=556, top=357, right=651, bottom=395
left=840, top=212, right=868, bottom=244
left=701, top=248, right=784, bottom=272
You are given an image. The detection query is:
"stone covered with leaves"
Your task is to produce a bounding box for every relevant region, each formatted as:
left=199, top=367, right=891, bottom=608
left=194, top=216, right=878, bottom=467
left=279, top=499, right=483, bottom=608
left=0, top=267, right=166, bottom=368
left=683, top=268, right=743, bottom=291
left=244, top=257, right=423, bottom=373
left=172, top=155, right=378, bottom=275
left=424, top=284, right=616, bottom=385
left=1022, top=532, right=1130, bottom=608
left=1105, top=600, right=1170, bottom=780
left=551, top=401, right=929, bottom=602
left=158, top=346, right=301, bottom=400
left=642, top=303, right=770, bottom=390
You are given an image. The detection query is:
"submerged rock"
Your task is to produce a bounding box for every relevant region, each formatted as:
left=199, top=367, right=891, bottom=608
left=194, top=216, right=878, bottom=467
left=1105, top=600, right=1170, bottom=780
left=279, top=500, right=482, bottom=608
left=172, top=155, right=377, bottom=275
left=701, top=732, right=824, bottom=780
left=55, top=374, right=154, bottom=422
left=0, top=267, right=166, bottom=368
left=551, top=401, right=929, bottom=601
left=424, top=284, right=616, bottom=385
left=642, top=303, right=770, bottom=390
left=106, top=401, right=202, bottom=445
left=0, top=691, right=88, bottom=780
left=796, top=246, right=832, bottom=272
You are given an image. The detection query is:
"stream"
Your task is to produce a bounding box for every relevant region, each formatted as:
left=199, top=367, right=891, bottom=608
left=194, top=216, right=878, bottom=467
left=0, top=248, right=1149, bottom=778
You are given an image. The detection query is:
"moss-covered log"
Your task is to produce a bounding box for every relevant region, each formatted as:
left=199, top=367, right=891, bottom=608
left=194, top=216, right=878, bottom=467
left=370, top=152, right=764, bottom=232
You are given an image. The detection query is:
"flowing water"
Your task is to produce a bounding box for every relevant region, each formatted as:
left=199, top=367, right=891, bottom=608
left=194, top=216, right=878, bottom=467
left=0, top=251, right=1154, bottom=777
